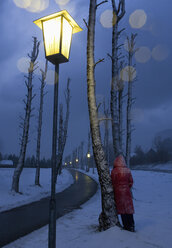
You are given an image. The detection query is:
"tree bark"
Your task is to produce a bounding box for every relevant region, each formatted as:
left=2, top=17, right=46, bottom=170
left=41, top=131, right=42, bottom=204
left=56, top=79, right=71, bottom=177
left=35, top=60, right=48, bottom=186
left=87, top=0, right=120, bottom=231
left=103, top=101, right=110, bottom=166
left=126, top=34, right=137, bottom=168
left=12, top=37, right=40, bottom=193
left=110, top=0, right=125, bottom=156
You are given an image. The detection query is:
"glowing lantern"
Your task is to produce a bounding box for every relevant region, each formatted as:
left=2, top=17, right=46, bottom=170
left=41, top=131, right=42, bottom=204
left=33, top=10, right=82, bottom=64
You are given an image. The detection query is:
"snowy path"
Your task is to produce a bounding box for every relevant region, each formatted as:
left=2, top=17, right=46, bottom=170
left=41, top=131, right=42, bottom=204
left=0, top=170, right=97, bottom=247
left=4, top=169, right=172, bottom=248
left=0, top=168, right=74, bottom=213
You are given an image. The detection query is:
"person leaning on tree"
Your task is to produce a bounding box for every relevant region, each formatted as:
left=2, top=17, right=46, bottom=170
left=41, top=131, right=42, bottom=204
left=111, top=153, right=135, bottom=232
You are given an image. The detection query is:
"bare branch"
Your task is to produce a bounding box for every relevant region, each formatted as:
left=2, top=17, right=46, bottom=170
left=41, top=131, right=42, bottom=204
left=97, top=102, right=102, bottom=112
left=117, top=44, right=124, bottom=50
left=83, top=18, right=88, bottom=28
left=117, top=28, right=125, bottom=36
left=96, top=0, right=108, bottom=9
left=94, top=58, right=105, bottom=68
left=117, top=0, right=125, bottom=22
left=107, top=53, right=112, bottom=60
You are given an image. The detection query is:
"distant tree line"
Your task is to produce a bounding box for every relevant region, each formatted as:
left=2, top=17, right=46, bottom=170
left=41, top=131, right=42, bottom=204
left=130, top=136, right=172, bottom=166
left=0, top=153, right=52, bottom=168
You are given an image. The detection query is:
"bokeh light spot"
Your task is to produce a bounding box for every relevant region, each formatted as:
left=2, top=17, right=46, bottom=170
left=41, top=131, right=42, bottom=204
left=17, top=57, right=30, bottom=73
left=120, top=66, right=136, bottom=82
left=13, top=0, right=32, bottom=8
left=129, top=9, right=147, bottom=29
left=152, top=45, right=169, bottom=61
left=26, top=0, right=49, bottom=13
left=100, top=10, right=117, bottom=28
left=135, top=46, right=151, bottom=63
left=55, top=0, right=70, bottom=6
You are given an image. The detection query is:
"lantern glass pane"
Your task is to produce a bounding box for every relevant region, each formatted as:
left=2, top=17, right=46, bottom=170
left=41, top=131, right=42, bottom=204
left=42, top=17, right=61, bottom=56
left=62, top=17, right=72, bottom=59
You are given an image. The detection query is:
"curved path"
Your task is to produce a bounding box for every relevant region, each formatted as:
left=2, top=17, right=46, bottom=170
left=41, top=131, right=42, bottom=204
left=0, top=169, right=98, bottom=247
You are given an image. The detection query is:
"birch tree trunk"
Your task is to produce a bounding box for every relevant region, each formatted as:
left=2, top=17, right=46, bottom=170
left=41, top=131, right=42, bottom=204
left=117, top=61, right=124, bottom=152
left=103, top=101, right=110, bottom=166
left=56, top=103, right=64, bottom=175
left=110, top=0, right=125, bottom=156
left=87, top=0, right=120, bottom=231
left=35, top=60, right=48, bottom=186
left=126, top=34, right=137, bottom=168
left=12, top=37, right=40, bottom=193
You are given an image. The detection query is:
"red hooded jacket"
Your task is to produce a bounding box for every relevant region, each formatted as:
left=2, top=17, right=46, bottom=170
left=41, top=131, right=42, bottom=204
left=111, top=155, right=134, bottom=214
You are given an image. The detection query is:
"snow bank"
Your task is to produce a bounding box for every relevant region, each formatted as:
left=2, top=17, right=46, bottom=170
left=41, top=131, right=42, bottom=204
left=0, top=168, right=73, bottom=212
left=4, top=169, right=172, bottom=248
left=132, top=162, right=172, bottom=171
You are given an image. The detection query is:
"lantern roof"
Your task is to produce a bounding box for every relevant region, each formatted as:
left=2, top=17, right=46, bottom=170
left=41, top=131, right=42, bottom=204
left=33, top=10, right=82, bottom=34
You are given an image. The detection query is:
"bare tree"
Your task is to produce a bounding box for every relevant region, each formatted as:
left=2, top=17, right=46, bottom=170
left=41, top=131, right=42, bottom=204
left=56, top=103, right=64, bottom=175
left=35, top=60, right=48, bottom=186
left=86, top=0, right=120, bottom=231
left=117, top=61, right=125, bottom=151
left=125, top=34, right=137, bottom=168
left=12, top=37, right=40, bottom=193
left=103, top=100, right=110, bottom=166
left=109, top=0, right=125, bottom=156
left=56, top=79, right=71, bottom=176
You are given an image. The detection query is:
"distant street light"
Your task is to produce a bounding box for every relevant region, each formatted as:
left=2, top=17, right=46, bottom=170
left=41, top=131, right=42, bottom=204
left=87, top=152, right=91, bottom=158
left=75, top=158, right=79, bottom=168
left=87, top=152, right=90, bottom=172
left=34, top=10, right=82, bottom=248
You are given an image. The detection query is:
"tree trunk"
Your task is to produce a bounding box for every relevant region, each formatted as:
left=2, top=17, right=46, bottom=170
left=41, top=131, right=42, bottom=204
left=103, top=101, right=110, bottom=166
left=35, top=60, right=47, bottom=186
left=110, top=0, right=125, bottom=156
left=126, top=34, right=137, bottom=168
left=55, top=78, right=70, bottom=177
left=87, top=0, right=119, bottom=231
left=12, top=37, right=40, bottom=193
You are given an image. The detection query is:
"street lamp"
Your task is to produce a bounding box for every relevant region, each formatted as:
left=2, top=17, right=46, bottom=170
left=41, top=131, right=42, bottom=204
left=87, top=152, right=90, bottom=172
left=34, top=10, right=82, bottom=248
left=75, top=158, right=79, bottom=168
left=87, top=153, right=91, bottom=158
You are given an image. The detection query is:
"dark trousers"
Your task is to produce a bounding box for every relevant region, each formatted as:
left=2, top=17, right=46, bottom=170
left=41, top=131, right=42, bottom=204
left=121, top=214, right=135, bottom=231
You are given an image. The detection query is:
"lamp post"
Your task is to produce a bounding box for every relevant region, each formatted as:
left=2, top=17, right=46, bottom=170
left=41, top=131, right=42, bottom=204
left=34, top=10, right=82, bottom=248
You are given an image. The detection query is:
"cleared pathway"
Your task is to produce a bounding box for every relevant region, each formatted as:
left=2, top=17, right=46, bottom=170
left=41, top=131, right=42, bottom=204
left=0, top=169, right=98, bottom=247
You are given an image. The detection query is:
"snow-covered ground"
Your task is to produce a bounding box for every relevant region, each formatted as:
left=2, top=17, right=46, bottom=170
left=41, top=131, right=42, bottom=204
left=4, top=167, right=172, bottom=248
left=0, top=168, right=74, bottom=212
left=132, top=162, right=172, bottom=171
